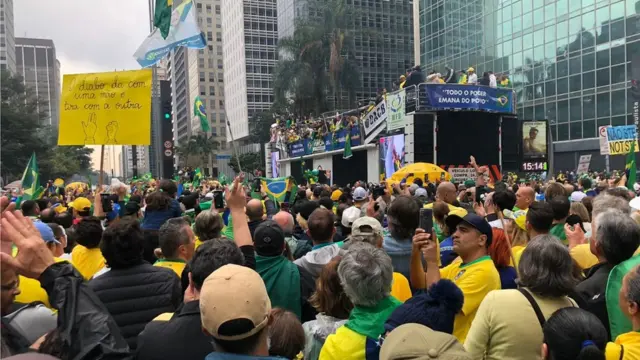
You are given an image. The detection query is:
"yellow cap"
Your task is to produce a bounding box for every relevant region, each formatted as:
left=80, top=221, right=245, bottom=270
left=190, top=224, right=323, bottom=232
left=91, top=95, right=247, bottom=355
left=467, top=67, right=475, bottom=72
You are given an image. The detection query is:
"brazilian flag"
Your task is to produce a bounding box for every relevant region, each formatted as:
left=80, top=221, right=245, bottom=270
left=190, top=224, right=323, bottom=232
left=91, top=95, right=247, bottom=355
left=194, top=96, right=210, bottom=132
left=21, top=153, right=44, bottom=200
left=259, top=177, right=295, bottom=204
left=154, top=0, right=174, bottom=39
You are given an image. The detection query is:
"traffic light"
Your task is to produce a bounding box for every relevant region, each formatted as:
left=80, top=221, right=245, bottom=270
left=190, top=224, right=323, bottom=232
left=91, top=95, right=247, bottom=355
left=162, top=98, right=172, bottom=120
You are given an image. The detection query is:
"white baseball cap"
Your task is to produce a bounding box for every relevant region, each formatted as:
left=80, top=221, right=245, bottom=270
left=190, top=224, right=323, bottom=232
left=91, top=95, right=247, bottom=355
left=353, top=187, right=367, bottom=201
left=341, top=206, right=362, bottom=228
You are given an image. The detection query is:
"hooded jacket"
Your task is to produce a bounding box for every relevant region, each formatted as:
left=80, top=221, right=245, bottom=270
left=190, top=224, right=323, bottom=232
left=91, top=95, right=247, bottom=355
left=303, top=314, right=348, bottom=360
left=294, top=243, right=342, bottom=280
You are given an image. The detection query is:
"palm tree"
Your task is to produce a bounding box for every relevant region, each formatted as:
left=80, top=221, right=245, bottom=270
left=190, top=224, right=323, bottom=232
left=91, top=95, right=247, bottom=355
left=273, top=0, right=363, bottom=114
left=193, top=134, right=220, bottom=173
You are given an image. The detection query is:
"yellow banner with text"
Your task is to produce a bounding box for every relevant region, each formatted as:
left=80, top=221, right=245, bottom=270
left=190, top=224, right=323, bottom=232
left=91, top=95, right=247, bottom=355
left=58, top=69, right=152, bottom=145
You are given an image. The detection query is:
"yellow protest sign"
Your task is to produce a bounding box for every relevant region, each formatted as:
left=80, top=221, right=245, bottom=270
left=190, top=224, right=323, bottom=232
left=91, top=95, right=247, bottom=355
left=58, top=69, right=152, bottom=145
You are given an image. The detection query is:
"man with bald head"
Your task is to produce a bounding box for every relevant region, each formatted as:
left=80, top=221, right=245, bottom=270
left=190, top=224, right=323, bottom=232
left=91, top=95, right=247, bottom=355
left=246, top=199, right=265, bottom=239
left=39, top=208, right=56, bottom=223
left=436, top=182, right=457, bottom=205
left=515, top=186, right=535, bottom=211
left=273, top=210, right=304, bottom=258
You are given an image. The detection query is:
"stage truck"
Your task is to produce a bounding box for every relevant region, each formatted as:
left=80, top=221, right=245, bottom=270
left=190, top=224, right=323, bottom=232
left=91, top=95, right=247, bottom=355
left=270, top=83, right=519, bottom=186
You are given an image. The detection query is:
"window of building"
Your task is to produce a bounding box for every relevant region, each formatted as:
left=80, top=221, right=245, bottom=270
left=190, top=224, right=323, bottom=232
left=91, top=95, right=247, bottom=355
left=207, top=31, right=213, bottom=41
left=216, top=32, right=222, bottom=42
left=197, top=3, right=202, bottom=9
left=200, top=86, right=206, bottom=96
left=209, top=86, right=215, bottom=95
left=207, top=17, right=212, bottom=24
left=219, top=100, right=224, bottom=107
left=215, top=5, right=221, bottom=14
left=206, top=4, right=212, bottom=12
left=199, top=72, right=205, bottom=81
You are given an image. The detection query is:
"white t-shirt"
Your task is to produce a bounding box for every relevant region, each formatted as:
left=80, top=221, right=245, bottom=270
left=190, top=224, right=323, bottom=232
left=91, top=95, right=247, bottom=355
left=489, top=74, right=497, bottom=88
left=467, top=73, right=478, bottom=84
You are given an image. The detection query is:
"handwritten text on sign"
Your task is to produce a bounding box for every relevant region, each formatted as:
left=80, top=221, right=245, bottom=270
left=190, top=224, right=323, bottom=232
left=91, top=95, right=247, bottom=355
left=58, top=69, right=152, bottom=145
left=605, top=125, right=639, bottom=155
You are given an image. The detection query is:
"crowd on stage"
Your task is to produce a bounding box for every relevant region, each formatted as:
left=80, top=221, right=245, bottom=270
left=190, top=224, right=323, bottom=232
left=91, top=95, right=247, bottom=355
left=3, top=159, right=640, bottom=360
left=395, top=65, right=512, bottom=90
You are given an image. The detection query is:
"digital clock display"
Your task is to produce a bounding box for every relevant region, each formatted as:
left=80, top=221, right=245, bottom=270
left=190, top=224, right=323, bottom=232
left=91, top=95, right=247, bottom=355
left=522, top=161, right=548, bottom=171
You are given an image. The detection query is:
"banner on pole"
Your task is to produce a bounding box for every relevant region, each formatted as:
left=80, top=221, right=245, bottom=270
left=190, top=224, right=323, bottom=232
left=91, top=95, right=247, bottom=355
left=599, top=126, right=610, bottom=155
left=600, top=125, right=640, bottom=155
left=362, top=101, right=387, bottom=144
left=387, top=89, right=406, bottom=131
left=577, top=155, right=591, bottom=174
left=58, top=69, right=153, bottom=146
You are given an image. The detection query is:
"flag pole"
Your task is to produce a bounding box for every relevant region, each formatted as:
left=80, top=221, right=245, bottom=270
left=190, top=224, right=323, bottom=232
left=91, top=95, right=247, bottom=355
left=226, top=120, right=243, bottom=174
left=99, top=145, right=105, bottom=188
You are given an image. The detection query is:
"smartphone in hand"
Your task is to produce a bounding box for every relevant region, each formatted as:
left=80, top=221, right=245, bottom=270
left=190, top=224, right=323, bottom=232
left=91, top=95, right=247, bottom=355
left=419, top=208, right=433, bottom=232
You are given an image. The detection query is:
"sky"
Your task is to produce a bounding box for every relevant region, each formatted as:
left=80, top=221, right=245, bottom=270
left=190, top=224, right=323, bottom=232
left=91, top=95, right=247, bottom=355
left=14, top=1, right=151, bottom=173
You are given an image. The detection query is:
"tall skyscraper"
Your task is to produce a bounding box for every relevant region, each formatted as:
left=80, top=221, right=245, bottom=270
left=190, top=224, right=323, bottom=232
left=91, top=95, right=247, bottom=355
left=221, top=0, right=278, bottom=141
left=15, top=37, right=60, bottom=127
left=121, top=146, right=150, bottom=180
left=277, top=0, right=414, bottom=109
left=168, top=0, right=228, bottom=176
left=0, top=0, right=15, bottom=74
left=418, top=0, right=640, bottom=171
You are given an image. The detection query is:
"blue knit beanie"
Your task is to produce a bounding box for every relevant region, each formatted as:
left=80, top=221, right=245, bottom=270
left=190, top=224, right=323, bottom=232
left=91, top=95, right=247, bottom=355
left=384, top=279, right=464, bottom=334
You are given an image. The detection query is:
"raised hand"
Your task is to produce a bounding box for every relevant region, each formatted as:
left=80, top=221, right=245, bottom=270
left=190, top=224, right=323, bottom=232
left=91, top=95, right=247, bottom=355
left=0, top=210, right=55, bottom=278
left=82, top=113, right=98, bottom=144
left=105, top=121, right=119, bottom=143
left=225, top=174, right=247, bottom=212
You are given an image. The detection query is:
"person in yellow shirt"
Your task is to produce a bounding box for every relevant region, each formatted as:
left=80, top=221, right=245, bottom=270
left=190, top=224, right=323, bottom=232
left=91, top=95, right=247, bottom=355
left=15, top=222, right=70, bottom=308
left=193, top=209, right=224, bottom=249
left=510, top=201, right=555, bottom=268
left=71, top=217, right=106, bottom=280
left=606, top=264, right=640, bottom=359
left=411, top=213, right=501, bottom=343
left=154, top=217, right=196, bottom=278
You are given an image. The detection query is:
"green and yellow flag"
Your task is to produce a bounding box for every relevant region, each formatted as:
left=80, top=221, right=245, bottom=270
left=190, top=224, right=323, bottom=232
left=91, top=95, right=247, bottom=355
left=626, top=139, right=637, bottom=190
left=21, top=153, right=43, bottom=200
left=194, top=96, right=210, bottom=132
left=154, top=0, right=174, bottom=39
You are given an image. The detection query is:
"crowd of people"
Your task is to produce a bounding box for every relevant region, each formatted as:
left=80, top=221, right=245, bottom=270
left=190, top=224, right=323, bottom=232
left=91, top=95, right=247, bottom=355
left=395, top=65, right=512, bottom=90
left=3, top=164, right=640, bottom=360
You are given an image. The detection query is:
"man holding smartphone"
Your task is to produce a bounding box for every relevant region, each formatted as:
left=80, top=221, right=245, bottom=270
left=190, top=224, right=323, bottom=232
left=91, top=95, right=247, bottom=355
left=410, top=213, right=500, bottom=343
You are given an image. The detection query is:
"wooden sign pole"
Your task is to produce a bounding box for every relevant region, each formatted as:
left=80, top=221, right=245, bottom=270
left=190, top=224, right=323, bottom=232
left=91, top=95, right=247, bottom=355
left=99, top=145, right=105, bottom=188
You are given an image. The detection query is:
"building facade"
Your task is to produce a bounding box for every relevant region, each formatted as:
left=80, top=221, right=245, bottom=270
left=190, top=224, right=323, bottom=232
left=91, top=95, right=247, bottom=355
left=277, top=0, right=414, bottom=109
left=121, top=146, right=150, bottom=180
left=221, top=0, right=278, bottom=141
left=418, top=0, right=640, bottom=171
left=0, top=0, right=15, bottom=73
left=15, top=37, right=60, bottom=128
left=167, top=0, right=228, bottom=176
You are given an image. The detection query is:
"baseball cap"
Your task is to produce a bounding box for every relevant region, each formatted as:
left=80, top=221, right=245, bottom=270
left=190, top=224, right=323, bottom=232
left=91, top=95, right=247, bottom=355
left=415, top=188, right=428, bottom=198
left=353, top=187, right=367, bottom=201
left=467, top=67, right=475, bottom=72
left=380, top=323, right=471, bottom=360
left=205, top=192, right=214, bottom=200
left=445, top=213, right=493, bottom=245
left=341, top=206, right=362, bottom=228
left=351, top=216, right=383, bottom=237
left=34, top=222, right=61, bottom=245
left=570, top=191, right=587, bottom=202
left=254, top=220, right=285, bottom=257
left=200, top=264, right=271, bottom=341
left=502, top=209, right=527, bottom=231
left=331, top=189, right=343, bottom=201
left=70, top=197, right=91, bottom=213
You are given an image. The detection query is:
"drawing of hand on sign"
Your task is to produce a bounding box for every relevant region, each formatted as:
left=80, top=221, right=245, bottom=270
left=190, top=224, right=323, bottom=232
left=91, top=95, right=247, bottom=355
left=82, top=113, right=97, bottom=144
left=105, top=121, right=119, bottom=144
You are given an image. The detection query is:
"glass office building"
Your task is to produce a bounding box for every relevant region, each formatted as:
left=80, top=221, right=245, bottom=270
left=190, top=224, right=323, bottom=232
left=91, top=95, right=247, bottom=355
left=418, top=0, right=640, bottom=170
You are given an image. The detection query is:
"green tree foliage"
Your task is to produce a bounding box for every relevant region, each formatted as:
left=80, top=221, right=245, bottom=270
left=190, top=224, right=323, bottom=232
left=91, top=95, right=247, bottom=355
left=228, top=152, right=263, bottom=175
left=1, top=70, right=93, bottom=182
left=273, top=0, right=363, bottom=115
left=174, top=134, right=220, bottom=168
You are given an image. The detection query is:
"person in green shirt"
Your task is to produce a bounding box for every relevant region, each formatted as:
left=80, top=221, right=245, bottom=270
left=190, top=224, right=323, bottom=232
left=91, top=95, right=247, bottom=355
left=548, top=196, right=570, bottom=244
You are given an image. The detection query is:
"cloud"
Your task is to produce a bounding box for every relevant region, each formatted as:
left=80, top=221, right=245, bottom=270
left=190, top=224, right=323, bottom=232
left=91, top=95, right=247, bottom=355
left=14, top=0, right=150, bottom=75
left=14, top=1, right=150, bottom=174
